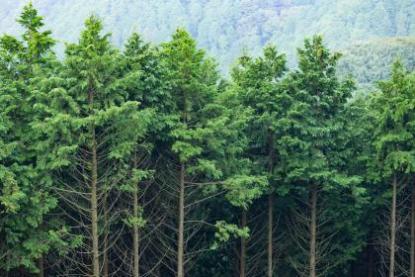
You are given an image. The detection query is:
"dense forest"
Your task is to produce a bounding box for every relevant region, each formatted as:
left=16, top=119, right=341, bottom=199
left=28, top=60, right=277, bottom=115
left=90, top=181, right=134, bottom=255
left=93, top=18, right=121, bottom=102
left=2, top=3, right=415, bottom=277
left=338, top=37, right=415, bottom=87
left=2, top=0, right=415, bottom=72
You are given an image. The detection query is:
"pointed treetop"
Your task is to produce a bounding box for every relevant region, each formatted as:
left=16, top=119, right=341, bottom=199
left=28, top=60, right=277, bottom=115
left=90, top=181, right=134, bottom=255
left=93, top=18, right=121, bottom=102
left=17, top=2, right=44, bottom=31
left=232, top=44, right=286, bottom=89
left=162, top=28, right=205, bottom=67
left=15, top=2, right=55, bottom=62
left=78, top=15, right=110, bottom=54
left=124, top=32, right=150, bottom=57
left=298, top=35, right=342, bottom=75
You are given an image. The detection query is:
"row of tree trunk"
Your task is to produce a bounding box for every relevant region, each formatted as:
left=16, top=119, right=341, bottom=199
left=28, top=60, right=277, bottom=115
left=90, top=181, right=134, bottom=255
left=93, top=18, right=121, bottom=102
left=34, top=115, right=415, bottom=277
left=237, top=176, right=415, bottom=277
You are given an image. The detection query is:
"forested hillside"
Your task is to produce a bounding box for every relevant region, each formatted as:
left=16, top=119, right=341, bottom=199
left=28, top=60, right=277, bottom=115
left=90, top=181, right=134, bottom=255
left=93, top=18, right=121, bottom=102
left=338, top=37, right=415, bottom=86
left=1, top=0, right=415, bottom=73
left=3, top=3, right=415, bottom=277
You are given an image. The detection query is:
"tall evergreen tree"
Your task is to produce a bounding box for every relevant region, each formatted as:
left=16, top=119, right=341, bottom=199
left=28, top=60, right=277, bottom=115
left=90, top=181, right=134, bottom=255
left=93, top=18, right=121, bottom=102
left=285, top=36, right=361, bottom=277
left=161, top=28, right=215, bottom=277
left=230, top=45, right=290, bottom=277
left=32, top=16, right=152, bottom=276
left=3, top=3, right=415, bottom=276
left=0, top=3, right=67, bottom=274
left=371, top=61, right=415, bottom=277
left=120, top=32, right=171, bottom=277
left=160, top=29, right=267, bottom=277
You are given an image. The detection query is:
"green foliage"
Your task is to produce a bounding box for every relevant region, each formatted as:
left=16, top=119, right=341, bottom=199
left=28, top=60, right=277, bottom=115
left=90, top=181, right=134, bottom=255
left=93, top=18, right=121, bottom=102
left=2, top=0, right=415, bottom=73
left=211, top=220, right=249, bottom=249
left=26, top=14, right=154, bottom=274
left=2, top=4, right=415, bottom=277
left=0, top=3, right=67, bottom=272
left=123, top=208, right=147, bottom=228
left=231, top=44, right=289, bottom=179
left=223, top=175, right=268, bottom=209
left=17, top=2, right=55, bottom=62
left=372, top=61, right=415, bottom=176
left=280, top=36, right=368, bottom=274
left=338, top=38, right=415, bottom=86
left=283, top=36, right=355, bottom=184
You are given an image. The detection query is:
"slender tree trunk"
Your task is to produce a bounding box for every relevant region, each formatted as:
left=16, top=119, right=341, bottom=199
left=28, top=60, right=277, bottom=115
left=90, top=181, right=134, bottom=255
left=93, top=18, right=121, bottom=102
left=389, top=174, right=397, bottom=277
left=177, top=163, right=185, bottom=277
left=267, top=194, right=273, bottom=277
left=411, top=178, right=415, bottom=277
left=240, top=210, right=247, bottom=277
left=133, top=182, right=140, bottom=277
left=309, top=185, right=317, bottom=277
left=38, top=257, right=44, bottom=277
left=91, top=134, right=100, bottom=277
left=89, top=88, right=100, bottom=277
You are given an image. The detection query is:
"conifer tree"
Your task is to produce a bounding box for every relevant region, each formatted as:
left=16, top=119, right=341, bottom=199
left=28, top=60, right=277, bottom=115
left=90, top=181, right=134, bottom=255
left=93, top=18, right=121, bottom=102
left=121, top=32, right=170, bottom=277
left=160, top=29, right=222, bottom=277
left=0, top=3, right=67, bottom=274
left=32, top=16, right=152, bottom=276
left=285, top=36, right=358, bottom=277
left=17, top=2, right=55, bottom=65
left=4, top=3, right=415, bottom=276
left=371, top=61, right=415, bottom=277
left=161, top=29, right=267, bottom=277
left=230, top=45, right=290, bottom=277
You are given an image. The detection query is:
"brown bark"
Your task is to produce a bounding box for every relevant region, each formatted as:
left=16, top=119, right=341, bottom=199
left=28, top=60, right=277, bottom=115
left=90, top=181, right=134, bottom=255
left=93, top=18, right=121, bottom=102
left=133, top=182, right=140, bottom=277
left=89, top=88, right=100, bottom=277
left=240, top=210, right=247, bottom=277
left=389, top=174, right=397, bottom=277
left=309, top=185, right=317, bottom=277
left=177, top=163, right=185, bottom=277
left=411, top=178, right=415, bottom=277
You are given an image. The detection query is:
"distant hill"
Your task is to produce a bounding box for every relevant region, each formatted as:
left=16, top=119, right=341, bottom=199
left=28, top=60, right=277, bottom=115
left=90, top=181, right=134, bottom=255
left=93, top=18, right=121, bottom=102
left=338, top=37, right=415, bottom=86
left=1, top=0, right=415, bottom=75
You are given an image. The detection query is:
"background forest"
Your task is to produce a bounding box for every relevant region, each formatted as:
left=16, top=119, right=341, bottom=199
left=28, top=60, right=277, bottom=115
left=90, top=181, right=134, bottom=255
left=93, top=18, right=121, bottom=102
left=2, top=0, right=415, bottom=78
left=2, top=2, right=415, bottom=277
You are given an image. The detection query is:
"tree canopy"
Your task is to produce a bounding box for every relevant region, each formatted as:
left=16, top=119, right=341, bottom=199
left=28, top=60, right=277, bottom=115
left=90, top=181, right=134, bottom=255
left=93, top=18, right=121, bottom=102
left=2, top=4, right=415, bottom=277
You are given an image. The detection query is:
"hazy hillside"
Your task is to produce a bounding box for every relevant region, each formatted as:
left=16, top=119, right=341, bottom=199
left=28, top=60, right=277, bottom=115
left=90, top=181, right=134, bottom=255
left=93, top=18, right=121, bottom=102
left=1, top=0, right=415, bottom=71
left=338, top=37, right=415, bottom=86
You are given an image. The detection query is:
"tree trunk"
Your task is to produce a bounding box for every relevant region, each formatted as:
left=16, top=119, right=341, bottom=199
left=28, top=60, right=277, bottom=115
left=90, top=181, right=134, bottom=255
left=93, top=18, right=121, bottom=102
left=389, top=174, right=397, bottom=277
left=411, top=178, right=415, bottom=277
left=240, top=210, right=247, bottom=277
left=267, top=194, right=273, bottom=277
left=89, top=88, right=100, bottom=277
left=177, top=163, right=185, bottom=277
left=133, top=182, right=140, bottom=277
left=309, top=185, right=317, bottom=277
left=91, top=134, right=100, bottom=277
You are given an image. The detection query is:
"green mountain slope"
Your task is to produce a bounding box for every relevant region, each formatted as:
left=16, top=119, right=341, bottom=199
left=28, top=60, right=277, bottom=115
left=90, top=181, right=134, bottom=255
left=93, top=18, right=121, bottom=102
left=338, top=37, right=415, bottom=86
left=1, top=0, right=415, bottom=71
